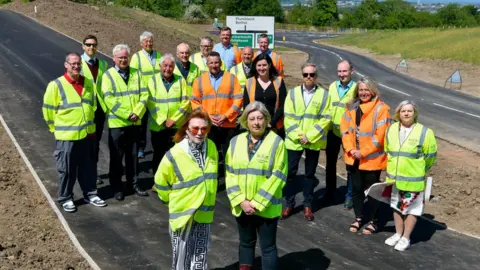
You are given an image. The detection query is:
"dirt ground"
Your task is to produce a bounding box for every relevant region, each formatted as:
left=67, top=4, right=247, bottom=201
left=315, top=41, right=480, bottom=98
left=0, top=3, right=479, bottom=269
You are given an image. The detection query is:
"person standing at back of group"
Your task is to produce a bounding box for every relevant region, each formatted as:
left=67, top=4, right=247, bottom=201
left=80, top=34, right=109, bottom=185
left=213, top=27, right=240, bottom=71
left=102, top=44, right=149, bottom=201
left=230, top=46, right=254, bottom=90
left=174, top=43, right=200, bottom=97
left=43, top=52, right=107, bottom=213
left=254, top=34, right=284, bottom=78
left=325, top=60, right=357, bottom=208
left=243, top=53, right=286, bottom=139
left=190, top=37, right=226, bottom=73
left=191, top=51, right=243, bottom=178
left=130, top=31, right=162, bottom=160
left=281, top=63, right=331, bottom=221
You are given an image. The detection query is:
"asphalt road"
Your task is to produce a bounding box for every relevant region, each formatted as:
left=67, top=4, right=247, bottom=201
left=276, top=31, right=480, bottom=153
left=1, top=10, right=480, bottom=269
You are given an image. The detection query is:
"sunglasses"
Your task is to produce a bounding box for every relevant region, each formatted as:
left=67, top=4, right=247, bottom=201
left=189, top=126, right=208, bottom=135
left=84, top=43, right=98, bottom=48
left=302, top=73, right=316, bottom=78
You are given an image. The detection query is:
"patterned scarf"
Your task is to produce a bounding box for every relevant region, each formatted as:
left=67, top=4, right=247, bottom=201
left=188, top=140, right=205, bottom=169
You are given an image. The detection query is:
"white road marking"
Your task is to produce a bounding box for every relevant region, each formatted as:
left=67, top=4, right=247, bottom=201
left=378, top=83, right=411, bottom=97
left=433, top=103, right=480, bottom=119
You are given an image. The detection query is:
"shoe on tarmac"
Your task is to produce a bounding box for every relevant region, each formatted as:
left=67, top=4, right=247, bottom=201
left=385, top=233, right=402, bottom=247
left=84, top=196, right=107, bottom=207
left=394, top=237, right=411, bottom=251
left=62, top=200, right=77, bottom=213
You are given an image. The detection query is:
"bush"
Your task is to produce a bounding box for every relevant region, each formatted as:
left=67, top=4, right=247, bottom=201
left=183, top=4, right=209, bottom=23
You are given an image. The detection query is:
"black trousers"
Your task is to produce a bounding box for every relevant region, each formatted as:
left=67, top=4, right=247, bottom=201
left=94, top=104, right=106, bottom=163
left=138, top=113, right=148, bottom=153
left=284, top=149, right=320, bottom=207
left=151, top=128, right=176, bottom=175
left=208, top=126, right=235, bottom=177
left=325, top=131, right=342, bottom=196
left=236, top=214, right=278, bottom=269
left=108, top=126, right=140, bottom=192
left=348, top=161, right=381, bottom=221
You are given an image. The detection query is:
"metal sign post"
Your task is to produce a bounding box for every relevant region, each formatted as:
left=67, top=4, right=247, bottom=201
left=444, top=69, right=462, bottom=89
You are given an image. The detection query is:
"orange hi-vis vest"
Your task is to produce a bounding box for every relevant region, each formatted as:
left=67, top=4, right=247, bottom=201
left=254, top=51, right=284, bottom=78
left=245, top=76, right=284, bottom=129
left=191, top=71, right=243, bottom=128
left=340, top=97, right=391, bottom=171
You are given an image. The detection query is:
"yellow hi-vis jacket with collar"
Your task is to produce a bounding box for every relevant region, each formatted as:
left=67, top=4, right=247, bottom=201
left=189, top=52, right=226, bottom=73
left=146, top=73, right=190, bottom=131
left=155, top=139, right=218, bottom=231
left=284, top=85, right=332, bottom=151
left=42, top=76, right=96, bottom=141
left=130, top=50, right=162, bottom=87
left=173, top=61, right=201, bottom=97
left=80, top=57, right=108, bottom=113
left=230, top=62, right=248, bottom=89
left=225, top=131, right=288, bottom=218
left=101, top=67, right=148, bottom=128
left=328, top=81, right=357, bottom=137
left=385, top=122, right=437, bottom=192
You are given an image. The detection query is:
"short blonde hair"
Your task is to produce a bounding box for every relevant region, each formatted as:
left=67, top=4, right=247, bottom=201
left=394, top=100, right=419, bottom=123
left=354, top=77, right=380, bottom=99
left=238, top=101, right=271, bottom=130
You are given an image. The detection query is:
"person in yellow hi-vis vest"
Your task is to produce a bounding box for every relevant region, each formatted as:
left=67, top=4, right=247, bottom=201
left=230, top=46, right=253, bottom=90
left=102, top=44, right=149, bottom=201
left=155, top=109, right=218, bottom=270
left=384, top=100, right=437, bottom=251
left=189, top=36, right=226, bottom=73
left=225, top=101, right=287, bottom=270
left=43, top=52, right=107, bottom=213
left=325, top=60, right=358, bottom=209
left=174, top=43, right=200, bottom=97
left=130, top=31, right=162, bottom=159
left=281, top=63, right=331, bottom=222
left=80, top=34, right=109, bottom=185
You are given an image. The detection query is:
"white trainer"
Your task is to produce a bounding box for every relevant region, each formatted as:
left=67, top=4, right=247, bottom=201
left=394, top=237, right=411, bottom=251
left=385, top=233, right=402, bottom=246
left=62, top=200, right=76, bottom=212
left=84, top=196, right=107, bottom=207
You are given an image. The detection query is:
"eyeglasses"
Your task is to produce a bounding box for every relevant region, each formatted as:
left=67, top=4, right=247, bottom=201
left=302, top=73, right=316, bottom=78
left=189, top=126, right=208, bottom=135
left=66, top=62, right=81, bottom=67
left=84, top=43, right=97, bottom=48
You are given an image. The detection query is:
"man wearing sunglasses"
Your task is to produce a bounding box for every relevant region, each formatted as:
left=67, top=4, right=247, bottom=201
left=81, top=35, right=109, bottom=186
left=325, top=60, right=357, bottom=209
left=282, top=63, right=331, bottom=221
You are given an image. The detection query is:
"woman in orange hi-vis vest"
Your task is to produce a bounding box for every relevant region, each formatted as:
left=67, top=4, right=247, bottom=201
left=340, top=77, right=391, bottom=235
left=243, top=53, right=287, bottom=139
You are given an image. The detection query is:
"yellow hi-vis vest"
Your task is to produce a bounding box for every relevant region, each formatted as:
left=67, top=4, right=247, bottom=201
left=42, top=76, right=96, bottom=141
left=230, top=63, right=248, bottom=89
left=147, top=74, right=190, bottom=131
left=80, top=57, right=108, bottom=112
left=385, top=122, right=437, bottom=192
left=101, top=67, right=148, bottom=128
left=284, top=85, right=332, bottom=151
left=130, top=50, right=162, bottom=87
left=155, top=139, right=218, bottom=231
left=189, top=52, right=226, bottom=73
left=225, top=131, right=288, bottom=218
left=328, top=81, right=357, bottom=137
left=173, top=61, right=201, bottom=96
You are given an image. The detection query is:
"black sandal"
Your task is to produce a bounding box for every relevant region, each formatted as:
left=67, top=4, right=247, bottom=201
left=362, top=221, right=378, bottom=235
left=349, top=218, right=362, bottom=233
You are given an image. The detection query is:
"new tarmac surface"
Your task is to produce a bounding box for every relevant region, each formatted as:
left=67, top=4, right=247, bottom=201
left=0, top=10, right=479, bottom=269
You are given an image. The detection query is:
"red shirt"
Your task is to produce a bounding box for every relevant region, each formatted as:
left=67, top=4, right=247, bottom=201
left=63, top=73, right=95, bottom=137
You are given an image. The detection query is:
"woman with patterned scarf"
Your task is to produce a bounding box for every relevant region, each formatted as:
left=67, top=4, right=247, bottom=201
left=154, top=109, right=218, bottom=270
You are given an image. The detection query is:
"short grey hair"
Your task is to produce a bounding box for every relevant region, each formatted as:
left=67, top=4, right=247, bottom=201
left=200, top=37, right=213, bottom=45
left=301, top=63, right=317, bottom=74
left=177, top=43, right=191, bottom=53
left=65, top=52, right=81, bottom=62
left=140, top=31, right=153, bottom=43
left=160, top=53, right=175, bottom=65
left=394, top=100, right=419, bottom=123
left=112, top=44, right=130, bottom=57
left=238, top=101, right=271, bottom=130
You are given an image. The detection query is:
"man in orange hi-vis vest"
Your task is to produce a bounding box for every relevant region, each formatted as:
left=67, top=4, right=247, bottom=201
left=191, top=51, right=243, bottom=178
left=254, top=34, right=285, bottom=78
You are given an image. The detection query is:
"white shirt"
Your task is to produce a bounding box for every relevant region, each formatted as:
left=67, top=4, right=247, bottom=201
left=303, top=84, right=317, bottom=107
left=400, top=124, right=415, bottom=145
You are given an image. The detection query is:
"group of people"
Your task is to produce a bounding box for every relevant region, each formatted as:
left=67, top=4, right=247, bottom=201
left=42, top=26, right=437, bottom=270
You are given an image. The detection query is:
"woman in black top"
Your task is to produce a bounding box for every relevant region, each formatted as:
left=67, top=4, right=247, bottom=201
left=243, top=53, right=287, bottom=139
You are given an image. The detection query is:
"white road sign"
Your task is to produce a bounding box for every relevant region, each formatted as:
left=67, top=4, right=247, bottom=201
left=226, top=16, right=275, bottom=49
